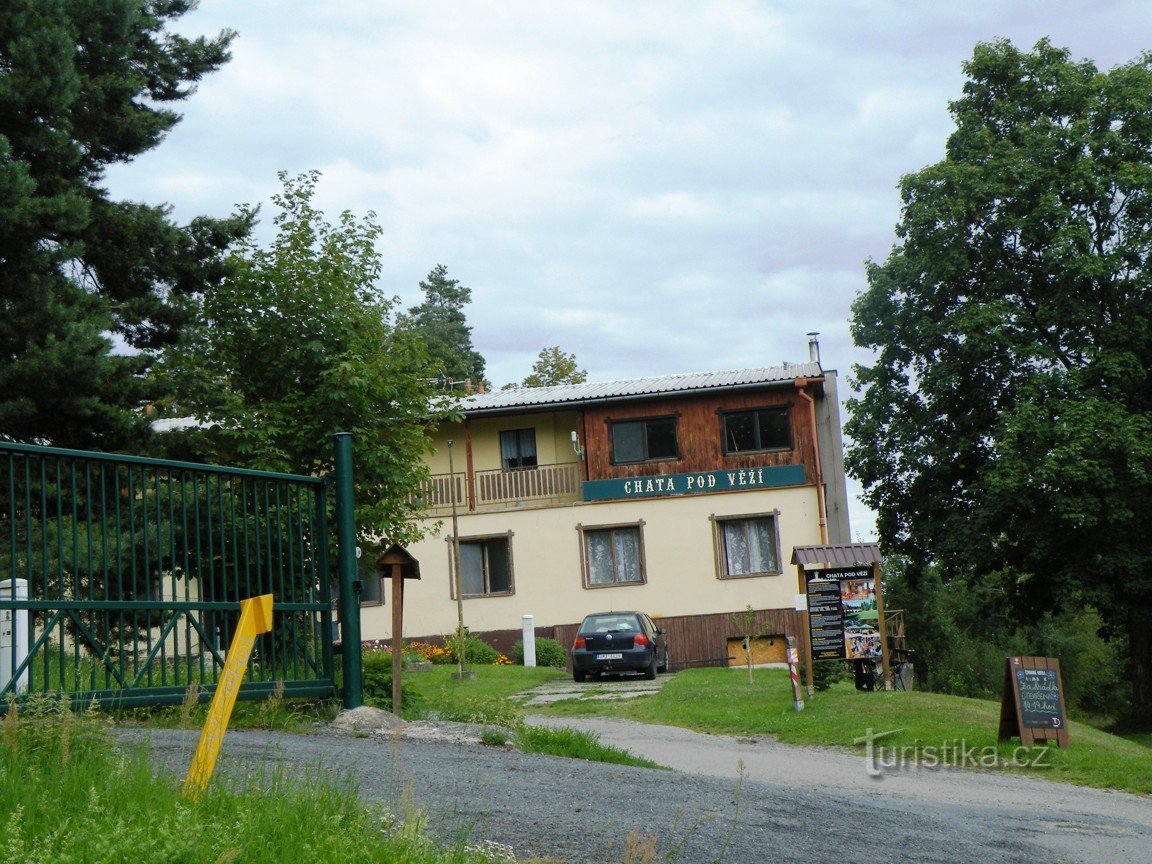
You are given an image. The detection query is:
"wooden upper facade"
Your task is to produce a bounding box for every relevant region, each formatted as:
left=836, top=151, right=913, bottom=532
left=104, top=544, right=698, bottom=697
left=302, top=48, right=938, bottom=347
left=420, top=362, right=851, bottom=542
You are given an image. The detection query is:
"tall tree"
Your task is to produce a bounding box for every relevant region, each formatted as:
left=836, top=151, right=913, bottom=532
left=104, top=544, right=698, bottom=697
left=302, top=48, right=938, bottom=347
left=846, top=39, right=1152, bottom=727
left=162, top=172, right=440, bottom=545
left=0, top=0, right=248, bottom=450
left=519, top=346, right=587, bottom=388
left=401, top=264, right=487, bottom=389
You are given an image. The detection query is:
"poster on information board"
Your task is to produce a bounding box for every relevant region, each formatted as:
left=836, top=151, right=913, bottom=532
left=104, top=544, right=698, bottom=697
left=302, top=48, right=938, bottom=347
left=805, top=566, right=883, bottom=661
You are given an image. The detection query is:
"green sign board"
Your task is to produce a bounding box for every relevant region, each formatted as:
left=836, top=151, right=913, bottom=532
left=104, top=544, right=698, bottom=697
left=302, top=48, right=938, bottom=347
left=582, top=464, right=806, bottom=502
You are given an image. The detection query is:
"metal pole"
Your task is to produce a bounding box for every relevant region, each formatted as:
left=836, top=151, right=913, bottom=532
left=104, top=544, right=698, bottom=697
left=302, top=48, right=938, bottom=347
left=447, top=440, right=467, bottom=679
left=333, top=432, right=362, bottom=709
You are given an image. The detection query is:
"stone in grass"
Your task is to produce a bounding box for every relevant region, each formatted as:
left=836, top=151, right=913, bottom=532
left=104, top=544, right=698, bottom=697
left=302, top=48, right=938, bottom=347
left=331, top=706, right=405, bottom=734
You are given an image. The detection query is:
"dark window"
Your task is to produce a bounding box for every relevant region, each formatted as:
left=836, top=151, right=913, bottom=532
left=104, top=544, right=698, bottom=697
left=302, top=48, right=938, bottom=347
left=610, top=417, right=678, bottom=463
left=581, top=524, right=645, bottom=586
left=359, top=555, right=383, bottom=605
left=722, top=408, right=791, bottom=453
left=715, top=515, right=780, bottom=577
left=500, top=428, right=537, bottom=469
left=457, top=536, right=513, bottom=597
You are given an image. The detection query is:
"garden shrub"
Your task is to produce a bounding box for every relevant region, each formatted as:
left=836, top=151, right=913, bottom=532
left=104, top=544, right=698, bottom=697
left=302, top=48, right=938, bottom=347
left=361, top=650, right=424, bottom=714
left=512, top=637, right=567, bottom=668
left=445, top=635, right=500, bottom=666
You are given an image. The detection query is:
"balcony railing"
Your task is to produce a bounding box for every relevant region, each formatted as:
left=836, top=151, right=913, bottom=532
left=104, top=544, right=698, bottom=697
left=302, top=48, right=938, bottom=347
left=416, top=463, right=582, bottom=514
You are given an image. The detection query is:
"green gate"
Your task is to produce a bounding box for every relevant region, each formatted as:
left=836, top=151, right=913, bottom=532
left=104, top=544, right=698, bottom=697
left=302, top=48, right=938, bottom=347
left=0, top=441, right=340, bottom=709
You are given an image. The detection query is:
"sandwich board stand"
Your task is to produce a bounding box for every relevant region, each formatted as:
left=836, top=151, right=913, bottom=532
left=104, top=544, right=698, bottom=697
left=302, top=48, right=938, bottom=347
left=998, top=656, right=1070, bottom=748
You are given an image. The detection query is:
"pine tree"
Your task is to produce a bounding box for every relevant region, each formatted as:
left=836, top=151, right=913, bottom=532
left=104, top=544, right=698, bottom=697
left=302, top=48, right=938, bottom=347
left=0, top=0, right=248, bottom=449
left=402, top=264, right=488, bottom=389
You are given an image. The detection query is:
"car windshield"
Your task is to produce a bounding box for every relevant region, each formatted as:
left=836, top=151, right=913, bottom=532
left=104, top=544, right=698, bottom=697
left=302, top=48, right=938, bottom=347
left=581, top=615, right=637, bottom=633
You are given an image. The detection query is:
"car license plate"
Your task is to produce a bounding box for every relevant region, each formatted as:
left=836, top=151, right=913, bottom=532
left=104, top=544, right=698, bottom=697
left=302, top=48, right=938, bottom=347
left=596, top=653, right=623, bottom=660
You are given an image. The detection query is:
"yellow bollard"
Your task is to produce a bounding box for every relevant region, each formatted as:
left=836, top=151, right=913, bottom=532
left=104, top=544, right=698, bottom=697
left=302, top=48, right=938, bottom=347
left=183, top=594, right=274, bottom=800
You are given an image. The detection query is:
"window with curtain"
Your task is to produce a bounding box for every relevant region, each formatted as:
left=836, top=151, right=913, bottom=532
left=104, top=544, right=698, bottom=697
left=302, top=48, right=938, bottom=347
left=581, top=524, right=645, bottom=586
left=499, top=428, right=538, bottom=469
left=716, top=515, right=780, bottom=577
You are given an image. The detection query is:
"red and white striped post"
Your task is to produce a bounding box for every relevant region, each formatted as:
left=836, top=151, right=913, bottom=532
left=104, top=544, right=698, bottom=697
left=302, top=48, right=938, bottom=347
left=786, top=636, right=804, bottom=711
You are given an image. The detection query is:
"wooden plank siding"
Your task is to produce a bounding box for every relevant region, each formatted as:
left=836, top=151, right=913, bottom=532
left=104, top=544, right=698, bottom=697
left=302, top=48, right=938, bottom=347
left=549, top=607, right=805, bottom=672
left=582, top=389, right=816, bottom=484
left=403, top=609, right=805, bottom=671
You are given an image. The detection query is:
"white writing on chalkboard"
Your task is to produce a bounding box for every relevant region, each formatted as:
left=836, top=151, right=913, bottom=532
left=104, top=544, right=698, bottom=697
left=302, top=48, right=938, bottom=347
left=1016, top=668, right=1063, bottom=729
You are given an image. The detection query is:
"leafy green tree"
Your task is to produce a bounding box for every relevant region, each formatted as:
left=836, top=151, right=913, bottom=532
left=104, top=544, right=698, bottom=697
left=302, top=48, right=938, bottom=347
left=847, top=39, right=1152, bottom=727
left=0, top=0, right=248, bottom=449
left=520, top=346, right=588, bottom=388
left=163, top=172, right=440, bottom=545
left=401, top=264, right=488, bottom=390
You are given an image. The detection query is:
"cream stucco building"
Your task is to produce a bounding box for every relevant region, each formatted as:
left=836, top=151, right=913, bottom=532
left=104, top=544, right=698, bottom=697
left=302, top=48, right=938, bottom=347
left=360, top=353, right=852, bottom=668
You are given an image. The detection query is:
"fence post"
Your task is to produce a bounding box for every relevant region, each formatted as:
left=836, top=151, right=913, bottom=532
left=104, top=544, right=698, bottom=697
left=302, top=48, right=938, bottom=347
left=333, top=433, right=363, bottom=709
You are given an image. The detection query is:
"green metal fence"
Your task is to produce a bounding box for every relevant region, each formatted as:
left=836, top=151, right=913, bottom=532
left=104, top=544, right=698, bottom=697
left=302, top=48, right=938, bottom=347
left=0, top=441, right=338, bottom=709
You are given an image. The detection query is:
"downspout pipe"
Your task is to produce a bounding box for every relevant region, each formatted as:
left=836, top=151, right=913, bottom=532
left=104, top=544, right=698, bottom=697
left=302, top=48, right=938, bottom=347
left=794, top=377, right=828, bottom=545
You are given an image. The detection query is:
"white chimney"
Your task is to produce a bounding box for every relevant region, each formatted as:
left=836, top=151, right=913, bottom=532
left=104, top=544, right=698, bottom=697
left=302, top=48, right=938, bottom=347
left=807, top=332, right=821, bottom=365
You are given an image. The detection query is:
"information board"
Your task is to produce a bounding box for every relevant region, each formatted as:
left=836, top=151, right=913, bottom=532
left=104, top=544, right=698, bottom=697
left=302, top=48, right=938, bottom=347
left=805, top=566, right=883, bottom=661
left=806, top=578, right=845, bottom=660
left=997, top=656, right=1070, bottom=748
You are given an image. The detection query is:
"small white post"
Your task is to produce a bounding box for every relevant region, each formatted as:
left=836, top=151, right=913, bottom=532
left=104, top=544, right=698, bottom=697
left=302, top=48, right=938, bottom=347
left=521, top=614, right=536, bottom=667
left=1, top=578, right=30, bottom=695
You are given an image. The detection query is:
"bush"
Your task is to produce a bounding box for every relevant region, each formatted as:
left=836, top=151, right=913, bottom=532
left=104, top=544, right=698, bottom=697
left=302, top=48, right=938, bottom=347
left=812, top=660, right=846, bottom=691
left=511, top=637, right=567, bottom=668
left=445, top=634, right=500, bottom=666
left=1031, top=606, right=1128, bottom=716
left=361, top=650, right=425, bottom=714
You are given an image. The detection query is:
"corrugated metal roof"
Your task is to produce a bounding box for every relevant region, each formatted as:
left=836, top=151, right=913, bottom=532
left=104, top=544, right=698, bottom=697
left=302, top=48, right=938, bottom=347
left=791, top=543, right=883, bottom=567
left=454, top=362, right=823, bottom=414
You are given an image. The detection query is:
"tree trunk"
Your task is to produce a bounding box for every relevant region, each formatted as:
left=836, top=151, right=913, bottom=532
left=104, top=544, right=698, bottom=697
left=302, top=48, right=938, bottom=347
left=1129, top=604, right=1152, bottom=730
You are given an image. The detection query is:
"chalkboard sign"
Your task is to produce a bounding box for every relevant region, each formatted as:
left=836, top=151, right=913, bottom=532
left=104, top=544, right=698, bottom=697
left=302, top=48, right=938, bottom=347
left=997, top=657, right=1070, bottom=748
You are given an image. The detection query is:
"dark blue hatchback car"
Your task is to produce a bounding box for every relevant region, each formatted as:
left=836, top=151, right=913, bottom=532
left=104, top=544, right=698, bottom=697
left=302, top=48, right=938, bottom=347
left=570, top=611, right=669, bottom=682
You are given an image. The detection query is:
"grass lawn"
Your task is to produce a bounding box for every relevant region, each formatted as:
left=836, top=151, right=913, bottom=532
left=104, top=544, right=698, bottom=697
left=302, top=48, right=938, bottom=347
left=0, top=697, right=535, bottom=864
left=532, top=667, right=1152, bottom=795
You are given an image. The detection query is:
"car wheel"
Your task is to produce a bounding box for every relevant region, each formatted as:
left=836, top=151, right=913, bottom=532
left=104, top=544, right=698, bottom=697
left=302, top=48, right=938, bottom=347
left=644, top=655, right=658, bottom=680
left=657, top=649, right=669, bottom=674
left=573, top=668, right=587, bottom=683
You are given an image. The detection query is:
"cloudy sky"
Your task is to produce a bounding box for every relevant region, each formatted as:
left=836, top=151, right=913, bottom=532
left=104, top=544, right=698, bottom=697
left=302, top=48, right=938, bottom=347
left=106, top=1, right=1152, bottom=537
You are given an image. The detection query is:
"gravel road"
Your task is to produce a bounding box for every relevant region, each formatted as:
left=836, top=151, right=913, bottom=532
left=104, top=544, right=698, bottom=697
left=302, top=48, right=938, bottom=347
left=116, top=715, right=1152, bottom=864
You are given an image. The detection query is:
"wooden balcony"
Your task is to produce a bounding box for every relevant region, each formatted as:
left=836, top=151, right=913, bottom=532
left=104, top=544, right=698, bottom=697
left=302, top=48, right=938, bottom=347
left=416, top=463, right=582, bottom=515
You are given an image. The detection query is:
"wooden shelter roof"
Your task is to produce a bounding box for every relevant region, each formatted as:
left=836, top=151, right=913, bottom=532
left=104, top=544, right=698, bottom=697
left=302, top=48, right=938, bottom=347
left=791, top=543, right=883, bottom=567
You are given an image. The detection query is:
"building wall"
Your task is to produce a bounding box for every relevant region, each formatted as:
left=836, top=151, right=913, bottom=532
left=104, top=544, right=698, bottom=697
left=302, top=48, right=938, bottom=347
left=361, top=483, right=820, bottom=645
left=424, top=411, right=583, bottom=476
left=582, top=389, right=812, bottom=482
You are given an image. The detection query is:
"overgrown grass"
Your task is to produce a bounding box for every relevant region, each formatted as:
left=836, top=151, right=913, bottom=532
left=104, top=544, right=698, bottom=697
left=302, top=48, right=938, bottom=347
left=117, top=681, right=343, bottom=732
left=405, top=665, right=666, bottom=769
left=406, top=664, right=566, bottom=725
left=536, top=667, right=1152, bottom=795
left=517, top=724, right=664, bottom=769
left=0, top=695, right=548, bottom=864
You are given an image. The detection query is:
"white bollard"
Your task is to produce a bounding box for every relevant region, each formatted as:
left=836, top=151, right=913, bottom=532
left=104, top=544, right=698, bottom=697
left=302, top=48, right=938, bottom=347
left=1, top=578, right=30, bottom=695
left=521, top=614, right=536, bottom=667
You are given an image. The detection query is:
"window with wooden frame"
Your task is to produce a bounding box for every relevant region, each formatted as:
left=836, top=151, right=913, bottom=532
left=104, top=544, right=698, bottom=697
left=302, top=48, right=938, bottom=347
left=720, top=407, right=791, bottom=454
left=609, top=416, right=678, bottom=464
left=578, top=521, right=646, bottom=587
left=448, top=532, right=514, bottom=598
left=499, top=428, right=538, bottom=469
left=711, top=512, right=781, bottom=578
